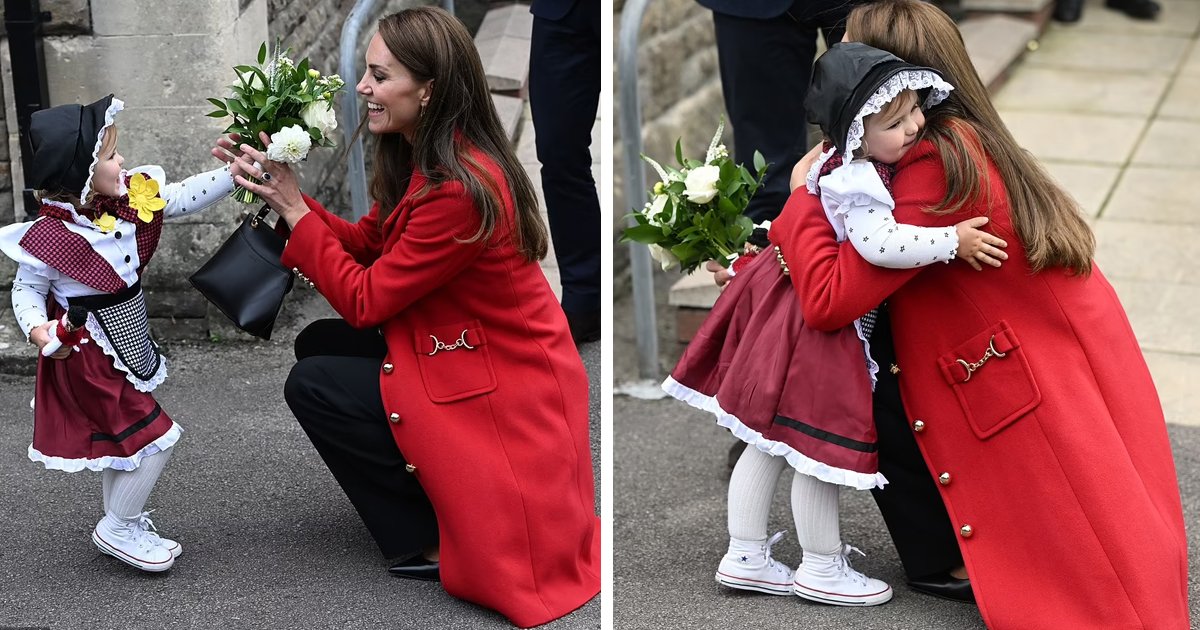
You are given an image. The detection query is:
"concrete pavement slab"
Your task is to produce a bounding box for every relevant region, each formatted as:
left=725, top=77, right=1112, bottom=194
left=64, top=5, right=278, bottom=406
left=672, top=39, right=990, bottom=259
left=1145, top=351, right=1200, bottom=427
left=1094, top=220, right=1200, bottom=285
left=1181, top=43, right=1200, bottom=76
left=1040, top=162, right=1119, bottom=217
left=1020, top=31, right=1189, bottom=74
left=998, top=110, right=1143, bottom=164
left=1159, top=76, right=1200, bottom=120
left=1105, top=165, right=1200, bottom=223
left=1109, top=277, right=1200, bottom=355
left=993, top=67, right=1168, bottom=116
left=1051, top=0, right=1200, bottom=35
left=1133, top=119, right=1200, bottom=166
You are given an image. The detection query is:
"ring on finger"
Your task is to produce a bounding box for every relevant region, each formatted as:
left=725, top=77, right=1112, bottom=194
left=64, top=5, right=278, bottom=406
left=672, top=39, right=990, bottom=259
left=262, top=171, right=273, bottom=182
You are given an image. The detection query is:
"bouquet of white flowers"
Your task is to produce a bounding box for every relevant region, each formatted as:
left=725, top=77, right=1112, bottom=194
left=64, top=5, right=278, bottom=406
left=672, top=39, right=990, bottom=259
left=207, top=41, right=345, bottom=203
left=623, top=119, right=768, bottom=273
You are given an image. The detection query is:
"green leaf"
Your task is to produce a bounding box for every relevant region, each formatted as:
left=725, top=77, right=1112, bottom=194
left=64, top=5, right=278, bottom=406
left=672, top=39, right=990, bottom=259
left=206, top=110, right=228, bottom=118
left=308, top=127, right=322, bottom=140
left=297, top=57, right=310, bottom=77
left=257, top=42, right=267, bottom=65
left=717, top=196, right=737, bottom=216
left=675, top=139, right=684, bottom=167
left=206, top=98, right=227, bottom=111
left=753, top=150, right=767, bottom=174
left=623, top=223, right=666, bottom=244
left=225, top=99, right=248, bottom=116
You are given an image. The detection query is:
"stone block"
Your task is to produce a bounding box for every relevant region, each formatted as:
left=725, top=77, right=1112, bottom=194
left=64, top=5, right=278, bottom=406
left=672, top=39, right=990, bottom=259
left=958, top=15, right=1038, bottom=91
left=1132, top=120, right=1200, bottom=167
left=1105, top=166, right=1200, bottom=224
left=999, top=110, right=1140, bottom=165
left=474, top=4, right=533, bottom=43
left=475, top=35, right=530, bottom=93
left=141, top=221, right=241, bottom=292
left=961, top=0, right=1050, bottom=12
left=1038, top=162, right=1116, bottom=218
left=92, top=0, right=240, bottom=35
left=1022, top=31, right=1187, bottom=75
left=0, top=256, right=14, bottom=287
left=41, top=0, right=91, bottom=35
left=144, top=288, right=210, bottom=319
left=492, top=93, right=524, bottom=143
left=676, top=306, right=709, bottom=344
left=667, top=266, right=719, bottom=309
left=993, top=67, right=1167, bottom=117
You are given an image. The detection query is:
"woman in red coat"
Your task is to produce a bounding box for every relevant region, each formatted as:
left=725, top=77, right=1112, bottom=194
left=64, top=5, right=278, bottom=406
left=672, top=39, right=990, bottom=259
left=773, top=1, right=1189, bottom=627
left=215, top=8, right=599, bottom=628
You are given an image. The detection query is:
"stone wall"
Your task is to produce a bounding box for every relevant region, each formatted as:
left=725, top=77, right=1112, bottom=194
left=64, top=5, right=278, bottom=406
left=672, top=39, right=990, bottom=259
left=613, top=0, right=725, bottom=275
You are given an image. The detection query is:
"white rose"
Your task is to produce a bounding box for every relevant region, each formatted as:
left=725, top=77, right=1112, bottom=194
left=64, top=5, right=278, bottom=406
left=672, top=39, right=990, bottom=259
left=265, top=125, right=313, bottom=163
left=683, top=164, right=721, bottom=204
left=644, top=194, right=669, bottom=227
left=300, top=101, right=338, bottom=138
left=647, top=244, right=680, bottom=271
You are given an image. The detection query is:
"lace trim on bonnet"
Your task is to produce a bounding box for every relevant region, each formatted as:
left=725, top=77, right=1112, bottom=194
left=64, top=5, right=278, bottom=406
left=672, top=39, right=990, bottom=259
left=808, top=69, right=954, bottom=193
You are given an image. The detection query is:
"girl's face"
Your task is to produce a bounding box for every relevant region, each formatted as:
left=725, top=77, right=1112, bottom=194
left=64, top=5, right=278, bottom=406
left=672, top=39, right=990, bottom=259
left=862, top=90, right=925, bottom=165
left=356, top=33, right=432, bottom=140
left=90, top=132, right=124, bottom=198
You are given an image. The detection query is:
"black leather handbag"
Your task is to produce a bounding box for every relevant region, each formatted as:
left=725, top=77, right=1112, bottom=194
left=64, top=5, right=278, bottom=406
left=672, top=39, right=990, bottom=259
left=189, top=205, right=294, bottom=339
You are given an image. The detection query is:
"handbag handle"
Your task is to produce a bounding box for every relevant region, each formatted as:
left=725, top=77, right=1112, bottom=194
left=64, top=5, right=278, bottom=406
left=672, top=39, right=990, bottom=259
left=249, top=204, right=272, bottom=229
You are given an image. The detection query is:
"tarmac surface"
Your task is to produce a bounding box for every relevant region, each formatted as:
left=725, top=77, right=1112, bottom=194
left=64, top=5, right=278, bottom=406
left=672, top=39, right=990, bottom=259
left=0, top=290, right=601, bottom=630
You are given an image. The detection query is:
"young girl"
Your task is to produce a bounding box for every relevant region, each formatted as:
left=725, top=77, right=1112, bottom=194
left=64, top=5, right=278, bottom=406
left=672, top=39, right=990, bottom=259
left=0, top=95, right=233, bottom=572
left=664, top=43, right=1007, bottom=606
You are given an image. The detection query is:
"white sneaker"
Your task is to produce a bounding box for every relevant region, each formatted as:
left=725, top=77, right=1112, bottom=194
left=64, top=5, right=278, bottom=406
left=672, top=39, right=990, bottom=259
left=92, top=515, right=175, bottom=572
left=136, top=511, right=182, bottom=558
left=792, top=544, right=892, bottom=606
left=715, top=531, right=795, bottom=596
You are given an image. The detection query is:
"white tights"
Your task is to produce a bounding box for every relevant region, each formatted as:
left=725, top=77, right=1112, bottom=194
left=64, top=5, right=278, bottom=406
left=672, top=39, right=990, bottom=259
left=727, top=445, right=841, bottom=556
left=102, top=447, right=173, bottom=523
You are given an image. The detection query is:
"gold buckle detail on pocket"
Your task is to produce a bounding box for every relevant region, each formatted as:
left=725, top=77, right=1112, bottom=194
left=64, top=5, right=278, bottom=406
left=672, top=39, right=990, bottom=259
left=427, top=329, right=475, bottom=356
left=955, top=336, right=1007, bottom=383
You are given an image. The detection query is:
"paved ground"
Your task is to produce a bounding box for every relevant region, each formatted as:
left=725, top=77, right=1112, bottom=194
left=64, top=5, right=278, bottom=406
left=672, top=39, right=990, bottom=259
left=0, top=286, right=600, bottom=629
left=615, top=0, right=1200, bottom=627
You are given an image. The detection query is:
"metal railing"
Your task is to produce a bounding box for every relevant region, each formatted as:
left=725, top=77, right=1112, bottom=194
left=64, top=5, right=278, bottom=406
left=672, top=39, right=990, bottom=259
left=618, top=0, right=660, bottom=383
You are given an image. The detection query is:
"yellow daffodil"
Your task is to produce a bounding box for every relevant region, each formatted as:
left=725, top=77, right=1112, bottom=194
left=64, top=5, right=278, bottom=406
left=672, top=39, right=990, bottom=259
left=127, top=173, right=166, bottom=223
left=93, top=213, right=117, bottom=233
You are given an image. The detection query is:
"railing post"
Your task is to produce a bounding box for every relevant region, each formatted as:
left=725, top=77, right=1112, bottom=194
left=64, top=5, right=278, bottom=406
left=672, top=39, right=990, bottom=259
left=339, top=0, right=379, bottom=219
left=618, top=0, right=660, bottom=384
left=4, top=0, right=50, bottom=219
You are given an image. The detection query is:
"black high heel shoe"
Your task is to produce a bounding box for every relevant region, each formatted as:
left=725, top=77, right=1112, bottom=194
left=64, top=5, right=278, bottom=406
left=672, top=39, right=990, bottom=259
left=388, top=555, right=440, bottom=582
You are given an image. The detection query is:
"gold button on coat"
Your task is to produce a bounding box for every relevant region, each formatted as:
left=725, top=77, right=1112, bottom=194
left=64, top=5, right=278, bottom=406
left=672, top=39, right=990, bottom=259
left=960, top=524, right=974, bottom=538
left=405, top=464, right=417, bottom=474
left=912, top=420, right=926, bottom=432
left=939, top=472, right=952, bottom=485
left=382, top=363, right=394, bottom=374
left=388, top=412, right=400, bottom=423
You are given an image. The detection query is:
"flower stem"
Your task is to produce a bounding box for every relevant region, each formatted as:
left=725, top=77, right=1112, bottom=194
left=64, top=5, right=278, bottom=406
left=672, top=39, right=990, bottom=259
left=232, top=177, right=262, bottom=204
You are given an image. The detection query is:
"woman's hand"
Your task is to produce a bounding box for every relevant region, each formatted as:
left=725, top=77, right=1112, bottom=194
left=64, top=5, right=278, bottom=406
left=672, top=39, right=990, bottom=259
left=790, top=143, right=827, bottom=192
left=229, top=132, right=311, bottom=228
left=954, top=216, right=1009, bottom=271
left=705, top=260, right=733, bottom=288
left=29, top=322, right=69, bottom=360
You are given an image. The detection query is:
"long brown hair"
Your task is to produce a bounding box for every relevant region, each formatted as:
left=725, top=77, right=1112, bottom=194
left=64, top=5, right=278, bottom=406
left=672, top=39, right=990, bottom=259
left=369, top=7, right=547, bottom=261
left=847, top=0, right=1094, bottom=275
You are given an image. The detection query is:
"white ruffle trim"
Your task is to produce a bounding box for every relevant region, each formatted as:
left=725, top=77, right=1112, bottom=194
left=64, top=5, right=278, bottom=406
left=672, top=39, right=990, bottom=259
left=85, top=313, right=168, bottom=393
left=27, top=420, right=181, bottom=473
left=843, top=70, right=954, bottom=163
left=80, top=98, right=125, bottom=202
left=852, top=318, right=880, bottom=391
left=805, top=146, right=839, bottom=195
left=662, top=376, right=888, bottom=490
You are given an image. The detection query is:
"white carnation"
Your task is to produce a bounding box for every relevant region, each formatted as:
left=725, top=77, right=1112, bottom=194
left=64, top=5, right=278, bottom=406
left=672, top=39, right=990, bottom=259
left=266, top=125, right=312, bottom=163
left=647, top=244, right=680, bottom=271
left=300, top=102, right=338, bottom=139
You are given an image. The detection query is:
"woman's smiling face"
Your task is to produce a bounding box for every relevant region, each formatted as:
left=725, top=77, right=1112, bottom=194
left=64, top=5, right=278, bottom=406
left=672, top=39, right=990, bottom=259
left=356, top=33, right=432, bottom=140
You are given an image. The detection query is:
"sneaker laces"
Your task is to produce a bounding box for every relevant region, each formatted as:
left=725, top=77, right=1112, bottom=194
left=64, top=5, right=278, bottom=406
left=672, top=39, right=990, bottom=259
left=835, top=544, right=870, bottom=587
left=762, top=531, right=788, bottom=574
left=136, top=510, right=165, bottom=546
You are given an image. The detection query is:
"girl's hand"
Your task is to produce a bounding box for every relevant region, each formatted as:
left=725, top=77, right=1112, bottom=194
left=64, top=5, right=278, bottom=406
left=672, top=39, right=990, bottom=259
left=29, top=322, right=70, bottom=360
left=954, top=216, right=1009, bottom=271
left=790, top=143, right=826, bottom=192
left=230, top=132, right=311, bottom=228
left=211, top=133, right=243, bottom=166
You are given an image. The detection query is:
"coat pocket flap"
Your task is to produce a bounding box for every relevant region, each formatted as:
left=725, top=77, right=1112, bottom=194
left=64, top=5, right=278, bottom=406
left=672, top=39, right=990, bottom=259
left=937, top=321, right=1040, bottom=440
left=413, top=320, right=498, bottom=403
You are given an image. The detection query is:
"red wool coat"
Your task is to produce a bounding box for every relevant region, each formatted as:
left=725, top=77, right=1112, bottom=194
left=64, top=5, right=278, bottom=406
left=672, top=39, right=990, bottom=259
left=280, top=150, right=600, bottom=628
left=772, top=136, right=1189, bottom=629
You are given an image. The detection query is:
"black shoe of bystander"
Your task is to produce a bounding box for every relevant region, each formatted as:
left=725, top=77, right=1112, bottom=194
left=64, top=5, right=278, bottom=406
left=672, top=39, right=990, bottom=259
left=907, top=572, right=975, bottom=603
left=1105, top=0, right=1160, bottom=19
left=566, top=309, right=601, bottom=345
